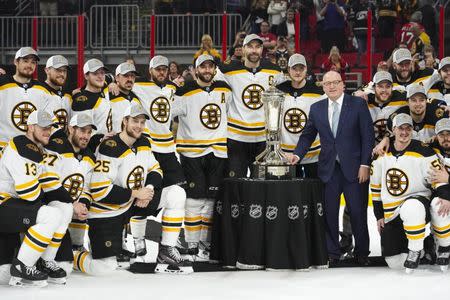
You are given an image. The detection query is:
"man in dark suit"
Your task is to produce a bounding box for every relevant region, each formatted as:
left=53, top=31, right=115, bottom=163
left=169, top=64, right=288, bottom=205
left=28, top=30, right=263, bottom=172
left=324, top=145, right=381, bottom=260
left=286, top=70, right=374, bottom=263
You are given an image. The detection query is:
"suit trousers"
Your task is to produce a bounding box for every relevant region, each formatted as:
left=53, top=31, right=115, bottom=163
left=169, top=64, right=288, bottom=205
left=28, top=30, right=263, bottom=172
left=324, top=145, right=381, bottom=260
left=324, top=162, right=369, bottom=258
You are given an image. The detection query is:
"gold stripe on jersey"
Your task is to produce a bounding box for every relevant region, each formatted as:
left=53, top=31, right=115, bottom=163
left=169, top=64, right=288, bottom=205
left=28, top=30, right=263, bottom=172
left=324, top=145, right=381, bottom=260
left=162, top=215, right=183, bottom=232
left=433, top=224, right=450, bottom=238
left=110, top=97, right=128, bottom=103
left=184, top=216, right=202, bottom=232
left=0, top=192, right=11, bottom=205
left=15, top=179, right=41, bottom=201
left=404, top=223, right=426, bottom=240
left=24, top=228, right=51, bottom=252
left=228, top=117, right=266, bottom=137
left=428, top=89, right=439, bottom=94
left=48, top=232, right=65, bottom=248
left=176, top=138, right=227, bottom=154
left=38, top=172, right=60, bottom=190
left=0, top=83, right=18, bottom=91
left=413, top=76, right=431, bottom=84
left=82, top=156, right=95, bottom=167
left=224, top=69, right=248, bottom=76
left=386, top=151, right=425, bottom=158
left=260, top=69, right=279, bottom=75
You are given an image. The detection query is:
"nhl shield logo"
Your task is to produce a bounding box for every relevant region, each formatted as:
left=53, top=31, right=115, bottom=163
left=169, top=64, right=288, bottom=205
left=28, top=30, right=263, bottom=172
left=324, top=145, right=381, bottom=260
left=317, top=203, right=324, bottom=216
left=216, top=200, right=223, bottom=215
left=231, top=204, right=240, bottom=218
left=303, top=205, right=308, bottom=219
left=249, top=204, right=263, bottom=219
left=266, top=206, right=278, bottom=220
left=288, top=205, right=299, bottom=220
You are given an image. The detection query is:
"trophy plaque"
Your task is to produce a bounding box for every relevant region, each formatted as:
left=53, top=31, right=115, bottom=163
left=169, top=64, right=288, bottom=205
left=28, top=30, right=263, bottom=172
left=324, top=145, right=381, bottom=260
left=253, top=87, right=296, bottom=180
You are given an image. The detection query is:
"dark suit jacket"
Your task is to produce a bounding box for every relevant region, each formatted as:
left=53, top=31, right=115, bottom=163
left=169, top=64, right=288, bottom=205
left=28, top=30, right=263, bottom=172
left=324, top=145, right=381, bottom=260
left=294, top=93, right=374, bottom=183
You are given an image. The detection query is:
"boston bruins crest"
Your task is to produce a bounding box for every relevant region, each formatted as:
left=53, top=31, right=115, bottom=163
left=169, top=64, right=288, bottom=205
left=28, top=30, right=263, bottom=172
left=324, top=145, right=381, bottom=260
left=373, top=119, right=388, bottom=142
left=200, top=104, right=221, bottom=129
left=127, top=166, right=145, bottom=190
left=11, top=102, right=37, bottom=131
left=284, top=108, right=307, bottom=134
left=151, top=97, right=170, bottom=123
left=386, top=168, right=409, bottom=196
left=242, top=84, right=264, bottom=110
left=62, top=173, right=84, bottom=200
left=54, top=109, right=68, bottom=129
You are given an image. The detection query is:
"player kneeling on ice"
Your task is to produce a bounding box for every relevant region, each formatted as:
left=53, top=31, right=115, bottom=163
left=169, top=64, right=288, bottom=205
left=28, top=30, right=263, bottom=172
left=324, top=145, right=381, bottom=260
left=427, top=118, right=450, bottom=271
left=0, top=110, right=73, bottom=287
left=371, top=113, right=450, bottom=273
left=75, top=102, right=192, bottom=275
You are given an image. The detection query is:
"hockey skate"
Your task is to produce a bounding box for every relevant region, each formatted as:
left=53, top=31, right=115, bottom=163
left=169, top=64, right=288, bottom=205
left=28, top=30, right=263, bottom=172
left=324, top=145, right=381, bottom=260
left=177, top=241, right=199, bottom=262
left=195, top=241, right=211, bottom=262
left=36, top=258, right=67, bottom=284
left=436, top=246, right=450, bottom=272
left=404, top=250, right=421, bottom=274
left=9, top=258, right=48, bottom=287
left=155, top=244, right=194, bottom=274
left=133, top=238, right=147, bottom=258
left=116, top=248, right=136, bottom=269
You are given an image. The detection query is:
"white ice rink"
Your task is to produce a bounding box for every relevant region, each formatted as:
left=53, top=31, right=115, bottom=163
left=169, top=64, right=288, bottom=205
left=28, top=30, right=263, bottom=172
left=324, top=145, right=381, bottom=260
left=1, top=208, right=449, bottom=300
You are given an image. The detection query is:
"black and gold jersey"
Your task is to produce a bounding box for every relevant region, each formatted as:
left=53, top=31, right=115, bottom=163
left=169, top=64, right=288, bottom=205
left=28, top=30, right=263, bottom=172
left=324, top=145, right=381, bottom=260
left=89, top=134, right=162, bottom=219
left=42, top=81, right=72, bottom=130
left=276, top=80, right=326, bottom=163
left=427, top=80, right=450, bottom=105
left=172, top=80, right=231, bottom=158
left=109, top=91, right=142, bottom=133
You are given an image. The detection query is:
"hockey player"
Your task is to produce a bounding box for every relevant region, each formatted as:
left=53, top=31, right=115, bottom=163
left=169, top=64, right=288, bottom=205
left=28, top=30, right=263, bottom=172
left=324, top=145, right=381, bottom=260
left=44, top=113, right=97, bottom=274
left=172, top=54, right=231, bottom=261
left=42, top=55, right=72, bottom=130
left=0, top=47, right=54, bottom=152
left=217, top=34, right=281, bottom=178
left=426, top=57, right=450, bottom=104
left=276, top=54, right=326, bottom=178
left=0, top=110, right=73, bottom=286
left=75, top=102, right=192, bottom=275
left=110, top=62, right=141, bottom=132
left=71, top=59, right=113, bottom=150
left=370, top=113, right=448, bottom=273
left=427, top=118, right=450, bottom=271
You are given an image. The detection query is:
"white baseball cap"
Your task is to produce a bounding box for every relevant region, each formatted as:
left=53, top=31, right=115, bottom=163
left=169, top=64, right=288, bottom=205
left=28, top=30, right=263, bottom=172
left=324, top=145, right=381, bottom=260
left=115, top=62, right=139, bottom=76
left=243, top=34, right=264, bottom=46
left=83, top=58, right=109, bottom=74
left=373, top=71, right=393, bottom=84
left=392, top=113, right=413, bottom=128
left=123, top=102, right=150, bottom=120
left=393, top=48, right=412, bottom=64
left=46, top=55, right=69, bottom=69
left=149, top=55, right=169, bottom=69
left=195, top=54, right=216, bottom=68
left=15, top=47, right=39, bottom=61
left=288, top=54, right=307, bottom=68
left=406, top=83, right=427, bottom=98
left=438, top=57, right=450, bottom=71
left=435, top=118, right=450, bottom=134
left=69, top=113, right=97, bottom=130
left=27, top=110, right=57, bottom=128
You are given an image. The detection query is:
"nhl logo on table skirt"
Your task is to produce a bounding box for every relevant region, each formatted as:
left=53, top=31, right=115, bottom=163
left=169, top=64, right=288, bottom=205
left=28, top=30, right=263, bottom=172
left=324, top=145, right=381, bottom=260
left=303, top=205, right=308, bottom=219
left=317, top=203, right=324, bottom=216
left=216, top=200, right=222, bottom=215
left=249, top=204, right=263, bottom=219
left=231, top=204, right=240, bottom=218
left=266, top=206, right=278, bottom=220
left=288, top=205, right=299, bottom=220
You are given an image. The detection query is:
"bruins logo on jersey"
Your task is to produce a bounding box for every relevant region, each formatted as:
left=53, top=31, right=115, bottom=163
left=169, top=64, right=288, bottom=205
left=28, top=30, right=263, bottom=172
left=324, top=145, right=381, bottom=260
left=54, top=109, right=68, bottom=129
left=62, top=173, right=84, bottom=200
left=284, top=108, right=307, bottom=134
left=127, top=166, right=145, bottom=190
left=374, top=119, right=388, bottom=142
left=26, top=143, right=39, bottom=152
left=106, top=109, right=113, bottom=132
left=150, top=97, right=170, bottom=123
left=11, top=102, right=37, bottom=132
left=105, top=140, right=117, bottom=147
left=436, top=107, right=445, bottom=118
left=52, top=138, right=64, bottom=145
left=75, top=95, right=88, bottom=102
left=242, top=84, right=265, bottom=110
left=386, top=168, right=409, bottom=196
left=200, top=104, right=221, bottom=130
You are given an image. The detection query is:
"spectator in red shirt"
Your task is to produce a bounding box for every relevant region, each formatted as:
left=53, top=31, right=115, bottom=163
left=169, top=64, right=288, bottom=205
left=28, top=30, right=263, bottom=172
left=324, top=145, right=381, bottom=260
left=321, top=46, right=349, bottom=81
left=259, top=20, right=277, bottom=57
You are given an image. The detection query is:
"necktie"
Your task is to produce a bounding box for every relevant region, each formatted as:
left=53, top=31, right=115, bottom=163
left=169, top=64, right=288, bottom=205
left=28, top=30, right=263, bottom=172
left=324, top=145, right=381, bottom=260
left=332, top=101, right=340, bottom=137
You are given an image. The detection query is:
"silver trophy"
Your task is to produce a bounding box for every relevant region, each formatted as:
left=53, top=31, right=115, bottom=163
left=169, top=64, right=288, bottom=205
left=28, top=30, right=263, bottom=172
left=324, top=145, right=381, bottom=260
left=253, top=87, right=295, bottom=179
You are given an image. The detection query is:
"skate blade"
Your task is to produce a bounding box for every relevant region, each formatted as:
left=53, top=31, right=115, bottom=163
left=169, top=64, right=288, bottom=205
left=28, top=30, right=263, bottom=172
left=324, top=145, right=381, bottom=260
left=48, top=277, right=67, bottom=285
left=180, top=254, right=195, bottom=262
left=9, top=276, right=48, bottom=288
left=154, top=264, right=193, bottom=275
left=117, top=261, right=131, bottom=270
left=405, top=268, right=415, bottom=274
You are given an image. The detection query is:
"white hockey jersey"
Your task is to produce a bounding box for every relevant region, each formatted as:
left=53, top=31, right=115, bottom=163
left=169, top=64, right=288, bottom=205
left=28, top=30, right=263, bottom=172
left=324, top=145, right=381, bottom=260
left=109, top=91, right=142, bottom=133
left=370, top=140, right=444, bottom=223
left=0, top=135, right=72, bottom=205
left=44, top=131, right=95, bottom=207
left=132, top=79, right=177, bottom=153
left=218, top=60, right=281, bottom=143
left=276, top=80, right=326, bottom=164
left=42, top=81, right=72, bottom=130
left=0, top=75, right=54, bottom=151
left=89, top=134, right=163, bottom=219
left=172, top=80, right=231, bottom=158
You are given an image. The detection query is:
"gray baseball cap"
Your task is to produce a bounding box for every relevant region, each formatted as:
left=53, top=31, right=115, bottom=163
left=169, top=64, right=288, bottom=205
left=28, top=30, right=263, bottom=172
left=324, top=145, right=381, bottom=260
left=115, top=62, right=139, bottom=76
left=373, top=71, right=393, bottom=84
left=393, top=48, right=412, bottom=64
left=27, top=110, right=57, bottom=128
left=15, top=47, right=39, bottom=61
left=83, top=58, right=109, bottom=74
left=69, top=113, right=97, bottom=130
left=406, top=83, right=427, bottom=98
left=46, top=55, right=69, bottom=69
left=392, top=113, right=413, bottom=128
left=438, top=57, right=450, bottom=71
left=149, top=55, right=169, bottom=69
left=435, top=118, right=450, bottom=134
left=288, top=54, right=307, bottom=68
left=243, top=33, right=264, bottom=46
left=195, top=54, right=216, bottom=68
left=123, top=102, right=150, bottom=120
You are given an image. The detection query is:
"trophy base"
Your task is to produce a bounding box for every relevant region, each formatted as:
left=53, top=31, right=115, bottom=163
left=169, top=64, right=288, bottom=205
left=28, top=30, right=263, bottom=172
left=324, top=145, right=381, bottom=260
left=252, top=164, right=296, bottom=180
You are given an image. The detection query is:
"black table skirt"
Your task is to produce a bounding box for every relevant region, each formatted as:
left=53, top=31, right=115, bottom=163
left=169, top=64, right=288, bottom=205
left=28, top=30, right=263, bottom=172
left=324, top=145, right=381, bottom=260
left=210, top=178, right=328, bottom=270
